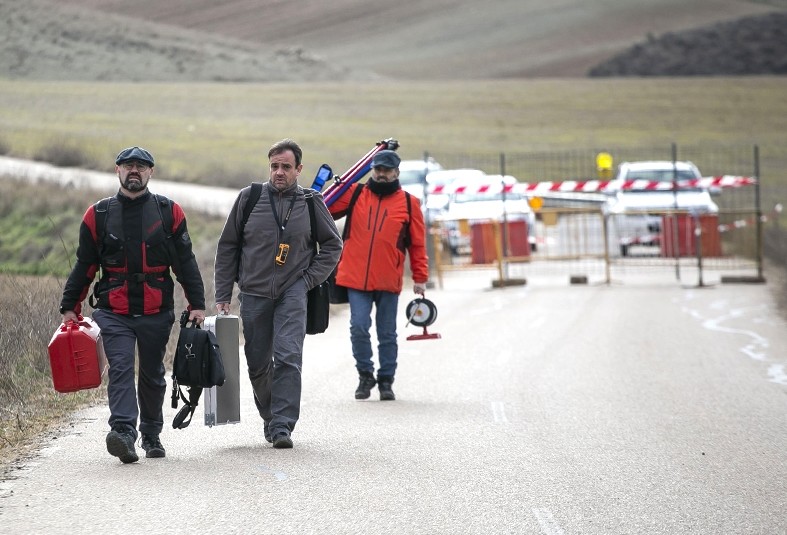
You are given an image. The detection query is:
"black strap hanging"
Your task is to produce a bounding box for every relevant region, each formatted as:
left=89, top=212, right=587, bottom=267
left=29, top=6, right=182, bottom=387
left=269, top=191, right=297, bottom=232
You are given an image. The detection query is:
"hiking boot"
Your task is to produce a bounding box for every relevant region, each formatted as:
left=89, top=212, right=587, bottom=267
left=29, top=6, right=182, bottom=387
left=140, top=433, right=166, bottom=459
left=378, top=375, right=395, bottom=401
left=355, top=372, right=376, bottom=400
left=106, top=425, right=139, bottom=464
left=272, top=432, right=293, bottom=449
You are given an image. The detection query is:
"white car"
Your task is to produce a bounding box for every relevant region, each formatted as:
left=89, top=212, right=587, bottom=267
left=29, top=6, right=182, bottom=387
left=398, top=158, right=443, bottom=204
left=605, top=161, right=719, bottom=256
left=422, top=168, right=487, bottom=221
left=436, top=174, right=536, bottom=255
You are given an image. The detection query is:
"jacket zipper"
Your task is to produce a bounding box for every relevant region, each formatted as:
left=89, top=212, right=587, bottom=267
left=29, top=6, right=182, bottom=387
left=363, top=200, right=384, bottom=289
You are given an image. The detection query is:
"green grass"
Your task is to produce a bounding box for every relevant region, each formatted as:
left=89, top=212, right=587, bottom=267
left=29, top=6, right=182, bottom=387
left=0, top=178, right=225, bottom=277
left=0, top=78, right=785, bottom=188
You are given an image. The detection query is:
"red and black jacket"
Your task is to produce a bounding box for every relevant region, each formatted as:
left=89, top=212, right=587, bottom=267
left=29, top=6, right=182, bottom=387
left=60, top=190, right=205, bottom=316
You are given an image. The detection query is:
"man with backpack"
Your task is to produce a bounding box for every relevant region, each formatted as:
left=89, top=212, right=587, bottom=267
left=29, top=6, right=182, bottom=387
left=59, top=146, right=206, bottom=464
left=328, top=149, right=429, bottom=401
left=214, top=139, right=341, bottom=449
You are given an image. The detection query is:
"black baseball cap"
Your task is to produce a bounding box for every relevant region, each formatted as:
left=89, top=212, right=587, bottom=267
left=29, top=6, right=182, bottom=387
left=115, top=146, right=155, bottom=167
left=371, top=150, right=401, bottom=169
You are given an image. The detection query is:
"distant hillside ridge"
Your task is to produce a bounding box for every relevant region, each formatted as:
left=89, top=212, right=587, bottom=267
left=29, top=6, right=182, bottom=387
left=589, top=12, right=787, bottom=76
left=22, top=0, right=780, bottom=80
left=0, top=0, right=375, bottom=82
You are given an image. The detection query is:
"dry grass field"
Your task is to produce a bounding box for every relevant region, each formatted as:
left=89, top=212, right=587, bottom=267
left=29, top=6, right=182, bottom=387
left=1, top=78, right=786, bottom=188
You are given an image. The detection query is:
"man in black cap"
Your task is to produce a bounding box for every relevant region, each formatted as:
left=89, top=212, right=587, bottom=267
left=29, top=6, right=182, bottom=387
left=328, top=149, right=429, bottom=401
left=59, top=146, right=206, bottom=464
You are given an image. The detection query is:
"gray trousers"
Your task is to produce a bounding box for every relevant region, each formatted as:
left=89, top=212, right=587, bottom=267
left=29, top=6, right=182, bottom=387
left=92, top=308, right=175, bottom=438
left=239, top=278, right=307, bottom=436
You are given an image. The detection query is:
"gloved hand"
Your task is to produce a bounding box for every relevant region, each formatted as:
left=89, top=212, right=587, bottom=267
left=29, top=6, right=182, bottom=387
left=413, top=283, right=427, bottom=296
left=61, top=310, right=79, bottom=324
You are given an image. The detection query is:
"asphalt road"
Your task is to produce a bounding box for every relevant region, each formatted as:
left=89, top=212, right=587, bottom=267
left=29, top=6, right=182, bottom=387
left=1, top=268, right=786, bottom=535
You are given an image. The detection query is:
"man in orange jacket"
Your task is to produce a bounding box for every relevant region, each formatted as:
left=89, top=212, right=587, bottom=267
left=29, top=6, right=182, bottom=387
left=328, top=150, right=429, bottom=400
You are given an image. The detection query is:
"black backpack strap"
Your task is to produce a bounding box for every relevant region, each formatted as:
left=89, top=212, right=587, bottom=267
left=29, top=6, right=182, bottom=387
left=403, top=191, right=412, bottom=248
left=153, top=194, right=175, bottom=238
left=241, top=182, right=263, bottom=234
left=89, top=197, right=113, bottom=308
left=342, top=183, right=366, bottom=241
left=233, top=182, right=263, bottom=282
left=305, top=190, right=317, bottom=254
left=152, top=194, right=181, bottom=276
left=93, top=196, right=113, bottom=245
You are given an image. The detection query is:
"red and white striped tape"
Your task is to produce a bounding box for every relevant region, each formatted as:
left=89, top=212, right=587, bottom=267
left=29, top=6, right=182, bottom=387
left=718, top=214, right=768, bottom=233
left=426, top=175, right=757, bottom=196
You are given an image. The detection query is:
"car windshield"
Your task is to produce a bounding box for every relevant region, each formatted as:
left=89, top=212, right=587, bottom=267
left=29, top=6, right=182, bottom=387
left=624, top=169, right=699, bottom=182
left=398, top=169, right=426, bottom=186
left=454, top=192, right=523, bottom=203
left=621, top=168, right=704, bottom=192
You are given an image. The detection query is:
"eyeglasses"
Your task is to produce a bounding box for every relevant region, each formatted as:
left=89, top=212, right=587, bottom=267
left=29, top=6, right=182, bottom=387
left=121, top=162, right=150, bottom=171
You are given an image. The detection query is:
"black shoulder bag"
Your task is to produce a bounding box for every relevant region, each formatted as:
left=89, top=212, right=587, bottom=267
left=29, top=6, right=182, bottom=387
left=171, top=310, right=225, bottom=429
left=305, top=192, right=331, bottom=335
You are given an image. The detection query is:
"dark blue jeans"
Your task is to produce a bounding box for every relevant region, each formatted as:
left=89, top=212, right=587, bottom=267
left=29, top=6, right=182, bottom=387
left=239, top=278, right=307, bottom=437
left=347, top=289, right=399, bottom=378
left=92, top=308, right=175, bottom=438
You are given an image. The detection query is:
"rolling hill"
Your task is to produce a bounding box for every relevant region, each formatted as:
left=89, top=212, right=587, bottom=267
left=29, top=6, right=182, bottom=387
left=1, top=0, right=784, bottom=81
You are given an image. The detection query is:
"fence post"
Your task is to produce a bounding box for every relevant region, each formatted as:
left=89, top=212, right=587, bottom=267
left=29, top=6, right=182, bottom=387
left=423, top=150, right=438, bottom=289
left=754, top=144, right=764, bottom=281
left=671, top=142, right=681, bottom=282
left=602, top=211, right=611, bottom=285
left=499, top=152, right=510, bottom=279
left=693, top=211, right=707, bottom=287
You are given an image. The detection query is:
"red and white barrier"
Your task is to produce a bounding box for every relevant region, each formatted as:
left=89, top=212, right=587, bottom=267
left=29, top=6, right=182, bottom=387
left=717, top=214, right=768, bottom=233
left=426, top=175, right=757, bottom=196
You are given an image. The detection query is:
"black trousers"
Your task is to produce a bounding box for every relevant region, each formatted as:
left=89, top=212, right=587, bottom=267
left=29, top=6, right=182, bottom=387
left=93, top=308, right=175, bottom=437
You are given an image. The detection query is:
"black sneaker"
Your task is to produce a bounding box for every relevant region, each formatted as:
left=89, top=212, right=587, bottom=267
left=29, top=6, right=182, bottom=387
left=140, top=433, right=166, bottom=458
left=355, top=372, right=377, bottom=400
left=272, top=432, right=293, bottom=449
left=264, top=421, right=272, bottom=444
left=378, top=376, right=395, bottom=401
left=106, top=425, right=139, bottom=464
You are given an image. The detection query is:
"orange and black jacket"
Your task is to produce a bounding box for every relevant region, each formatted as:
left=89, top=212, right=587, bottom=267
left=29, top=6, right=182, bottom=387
left=329, top=182, right=428, bottom=294
left=60, top=190, right=205, bottom=316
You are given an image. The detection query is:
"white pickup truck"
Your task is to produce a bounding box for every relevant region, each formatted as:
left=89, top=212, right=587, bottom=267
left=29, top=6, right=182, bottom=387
left=605, top=161, right=719, bottom=256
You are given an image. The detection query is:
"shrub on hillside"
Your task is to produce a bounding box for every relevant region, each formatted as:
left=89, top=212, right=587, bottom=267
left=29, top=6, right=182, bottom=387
left=33, top=141, right=99, bottom=169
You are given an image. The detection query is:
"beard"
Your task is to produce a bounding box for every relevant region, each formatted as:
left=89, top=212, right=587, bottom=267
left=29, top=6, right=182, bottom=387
left=367, top=178, right=400, bottom=197
left=120, top=173, right=147, bottom=192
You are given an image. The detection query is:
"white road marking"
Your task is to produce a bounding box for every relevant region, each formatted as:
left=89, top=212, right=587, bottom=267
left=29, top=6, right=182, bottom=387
left=767, top=363, right=787, bottom=386
left=532, top=507, right=565, bottom=535
left=491, top=401, right=508, bottom=423
left=258, top=465, right=288, bottom=481
left=683, top=298, right=787, bottom=384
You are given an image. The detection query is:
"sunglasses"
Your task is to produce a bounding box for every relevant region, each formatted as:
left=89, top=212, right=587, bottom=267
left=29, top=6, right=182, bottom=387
left=121, top=162, right=150, bottom=171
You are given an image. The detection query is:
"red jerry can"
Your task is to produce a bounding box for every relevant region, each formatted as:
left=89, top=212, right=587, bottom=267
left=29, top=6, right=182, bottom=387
left=47, top=317, right=107, bottom=393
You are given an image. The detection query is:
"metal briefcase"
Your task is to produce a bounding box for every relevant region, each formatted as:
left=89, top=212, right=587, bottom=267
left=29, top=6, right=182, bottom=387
left=203, top=314, right=241, bottom=426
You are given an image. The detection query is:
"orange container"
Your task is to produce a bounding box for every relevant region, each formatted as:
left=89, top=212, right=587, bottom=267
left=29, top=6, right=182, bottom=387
left=501, top=220, right=530, bottom=258
left=661, top=214, right=722, bottom=258
left=470, top=222, right=497, bottom=264
left=47, top=317, right=107, bottom=393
